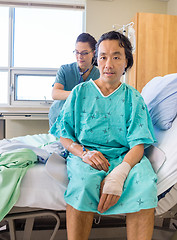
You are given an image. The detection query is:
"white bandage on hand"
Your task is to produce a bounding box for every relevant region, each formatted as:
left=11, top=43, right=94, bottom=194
left=102, top=162, right=131, bottom=196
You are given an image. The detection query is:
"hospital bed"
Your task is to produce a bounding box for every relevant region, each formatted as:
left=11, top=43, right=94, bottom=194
left=0, top=74, right=177, bottom=240
left=0, top=125, right=177, bottom=240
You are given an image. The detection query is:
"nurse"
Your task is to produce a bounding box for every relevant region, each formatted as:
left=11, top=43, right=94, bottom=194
left=48, top=33, right=100, bottom=127
left=50, top=31, right=157, bottom=240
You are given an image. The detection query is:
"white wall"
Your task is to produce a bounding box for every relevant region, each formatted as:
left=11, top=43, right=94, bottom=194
left=167, top=0, right=177, bottom=15
left=86, top=0, right=168, bottom=40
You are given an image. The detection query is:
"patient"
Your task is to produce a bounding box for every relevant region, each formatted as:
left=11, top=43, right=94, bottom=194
left=50, top=31, right=157, bottom=240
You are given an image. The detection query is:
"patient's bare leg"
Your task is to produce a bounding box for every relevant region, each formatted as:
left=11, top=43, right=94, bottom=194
left=126, top=208, right=155, bottom=240
left=66, top=204, right=94, bottom=240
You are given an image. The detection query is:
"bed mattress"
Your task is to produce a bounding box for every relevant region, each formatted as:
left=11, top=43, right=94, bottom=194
left=3, top=117, right=177, bottom=215
left=153, top=116, right=177, bottom=195
left=15, top=163, right=67, bottom=210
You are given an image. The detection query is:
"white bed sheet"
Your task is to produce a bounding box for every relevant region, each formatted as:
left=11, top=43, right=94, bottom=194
left=13, top=134, right=68, bottom=210
left=154, top=116, right=177, bottom=195
left=12, top=119, right=177, bottom=213
left=15, top=162, right=67, bottom=210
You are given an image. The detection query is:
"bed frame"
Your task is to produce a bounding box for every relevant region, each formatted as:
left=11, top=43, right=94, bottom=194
left=0, top=128, right=177, bottom=240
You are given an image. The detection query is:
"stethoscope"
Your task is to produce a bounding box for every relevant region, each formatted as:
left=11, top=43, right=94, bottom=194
left=78, top=60, right=95, bottom=84
left=78, top=67, right=90, bottom=84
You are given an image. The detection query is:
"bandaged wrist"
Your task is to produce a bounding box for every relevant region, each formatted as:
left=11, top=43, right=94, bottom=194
left=102, top=162, right=131, bottom=196
left=81, top=150, right=98, bottom=159
left=67, top=142, right=79, bottom=151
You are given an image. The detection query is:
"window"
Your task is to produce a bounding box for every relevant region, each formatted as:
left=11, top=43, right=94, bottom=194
left=0, top=7, right=9, bottom=104
left=0, top=3, right=84, bottom=107
left=0, top=7, right=9, bottom=67
left=0, top=71, right=8, bottom=104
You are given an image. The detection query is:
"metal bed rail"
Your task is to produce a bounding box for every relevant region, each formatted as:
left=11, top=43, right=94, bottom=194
left=3, top=210, right=60, bottom=240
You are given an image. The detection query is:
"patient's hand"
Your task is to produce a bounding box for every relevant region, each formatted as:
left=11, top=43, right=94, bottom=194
left=98, top=162, right=131, bottom=213
left=82, top=150, right=110, bottom=172
left=98, top=180, right=120, bottom=213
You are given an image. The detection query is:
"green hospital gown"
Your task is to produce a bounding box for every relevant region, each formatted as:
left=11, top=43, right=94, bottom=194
left=50, top=80, right=158, bottom=215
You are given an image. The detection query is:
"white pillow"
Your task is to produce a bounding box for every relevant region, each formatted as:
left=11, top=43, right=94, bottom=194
left=141, top=73, right=177, bottom=130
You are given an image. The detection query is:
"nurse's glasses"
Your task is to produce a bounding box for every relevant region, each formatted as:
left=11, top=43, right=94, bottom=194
left=73, top=50, right=93, bottom=56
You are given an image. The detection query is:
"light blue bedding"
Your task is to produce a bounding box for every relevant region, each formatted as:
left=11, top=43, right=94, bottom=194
left=141, top=73, right=177, bottom=130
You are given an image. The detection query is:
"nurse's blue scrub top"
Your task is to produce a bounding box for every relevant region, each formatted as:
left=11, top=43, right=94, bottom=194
left=48, top=62, right=100, bottom=127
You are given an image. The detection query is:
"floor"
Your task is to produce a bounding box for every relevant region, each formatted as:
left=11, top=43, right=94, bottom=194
left=0, top=228, right=176, bottom=240
left=0, top=225, right=176, bottom=240
left=0, top=215, right=177, bottom=240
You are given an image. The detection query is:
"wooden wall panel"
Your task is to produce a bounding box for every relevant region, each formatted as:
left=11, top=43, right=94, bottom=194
left=128, top=13, right=177, bottom=92
left=167, top=15, right=177, bottom=73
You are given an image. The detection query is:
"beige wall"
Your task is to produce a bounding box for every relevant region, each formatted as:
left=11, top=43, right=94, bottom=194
left=5, top=119, right=49, bottom=139
left=86, top=0, right=168, bottom=40
left=167, top=0, right=177, bottom=15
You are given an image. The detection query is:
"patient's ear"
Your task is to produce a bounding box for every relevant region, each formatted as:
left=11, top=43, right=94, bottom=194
left=125, top=59, right=128, bottom=68
left=93, top=54, right=98, bottom=66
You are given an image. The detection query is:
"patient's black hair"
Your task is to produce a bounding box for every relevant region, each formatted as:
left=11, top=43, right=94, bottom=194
left=76, top=33, right=97, bottom=66
left=95, top=31, right=133, bottom=73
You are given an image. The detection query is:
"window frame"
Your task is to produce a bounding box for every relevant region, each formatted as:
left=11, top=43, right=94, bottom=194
left=0, top=2, right=85, bottom=108
left=10, top=68, right=58, bottom=106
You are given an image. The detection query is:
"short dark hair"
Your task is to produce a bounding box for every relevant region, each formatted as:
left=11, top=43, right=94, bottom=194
left=95, top=31, right=133, bottom=73
left=76, top=33, right=97, bottom=51
left=76, top=33, right=97, bottom=65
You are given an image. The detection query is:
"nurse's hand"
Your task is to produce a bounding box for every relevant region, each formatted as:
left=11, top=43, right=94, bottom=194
left=98, top=180, right=120, bottom=213
left=82, top=150, right=110, bottom=172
